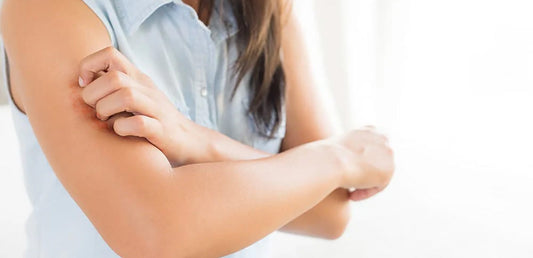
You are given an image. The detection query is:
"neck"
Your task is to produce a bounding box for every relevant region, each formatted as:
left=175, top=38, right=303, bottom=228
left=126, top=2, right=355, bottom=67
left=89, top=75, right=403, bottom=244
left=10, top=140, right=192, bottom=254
left=182, top=0, right=212, bottom=25
left=182, top=0, right=200, bottom=10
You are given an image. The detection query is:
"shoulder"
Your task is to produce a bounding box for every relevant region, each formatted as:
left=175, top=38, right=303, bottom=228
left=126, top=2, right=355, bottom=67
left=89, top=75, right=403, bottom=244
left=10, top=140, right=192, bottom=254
left=1, top=0, right=118, bottom=22
left=1, top=0, right=101, bottom=27
left=0, top=0, right=112, bottom=116
left=1, top=0, right=115, bottom=52
left=0, top=0, right=112, bottom=68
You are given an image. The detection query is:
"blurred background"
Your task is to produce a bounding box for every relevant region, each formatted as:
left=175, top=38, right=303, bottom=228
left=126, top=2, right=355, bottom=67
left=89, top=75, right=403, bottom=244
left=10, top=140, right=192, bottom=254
left=1, top=0, right=532, bottom=257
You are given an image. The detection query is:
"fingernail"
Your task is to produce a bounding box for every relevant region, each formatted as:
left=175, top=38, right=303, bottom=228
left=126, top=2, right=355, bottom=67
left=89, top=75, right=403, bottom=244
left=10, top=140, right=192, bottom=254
left=78, top=76, right=86, bottom=87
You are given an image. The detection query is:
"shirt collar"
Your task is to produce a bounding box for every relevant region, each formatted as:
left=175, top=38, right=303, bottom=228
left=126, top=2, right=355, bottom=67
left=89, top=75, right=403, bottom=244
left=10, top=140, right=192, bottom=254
left=115, top=0, right=239, bottom=40
left=115, top=0, right=174, bottom=35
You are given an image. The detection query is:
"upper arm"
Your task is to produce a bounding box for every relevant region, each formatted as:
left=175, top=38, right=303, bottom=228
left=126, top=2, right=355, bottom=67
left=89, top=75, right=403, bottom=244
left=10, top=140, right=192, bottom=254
left=280, top=4, right=342, bottom=150
left=1, top=0, right=172, bottom=255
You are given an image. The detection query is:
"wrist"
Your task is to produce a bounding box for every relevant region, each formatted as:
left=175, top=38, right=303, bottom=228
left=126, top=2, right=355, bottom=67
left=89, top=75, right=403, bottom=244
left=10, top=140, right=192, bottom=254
left=184, top=125, right=220, bottom=165
left=165, top=120, right=213, bottom=166
left=204, top=129, right=225, bottom=163
left=202, top=129, right=272, bottom=163
left=310, top=140, right=353, bottom=189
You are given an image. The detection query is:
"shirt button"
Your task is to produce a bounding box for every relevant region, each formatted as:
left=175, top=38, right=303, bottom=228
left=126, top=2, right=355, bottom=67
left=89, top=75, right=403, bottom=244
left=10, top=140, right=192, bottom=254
left=200, top=87, right=208, bottom=97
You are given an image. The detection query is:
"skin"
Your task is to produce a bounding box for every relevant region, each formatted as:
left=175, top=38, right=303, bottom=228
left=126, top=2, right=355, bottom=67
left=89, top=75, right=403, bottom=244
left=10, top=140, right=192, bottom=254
left=1, top=0, right=395, bottom=257
left=75, top=2, right=382, bottom=236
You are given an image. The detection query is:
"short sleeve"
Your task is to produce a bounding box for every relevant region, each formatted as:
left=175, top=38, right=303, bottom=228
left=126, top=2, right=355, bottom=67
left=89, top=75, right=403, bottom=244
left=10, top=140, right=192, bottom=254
left=81, top=0, right=119, bottom=47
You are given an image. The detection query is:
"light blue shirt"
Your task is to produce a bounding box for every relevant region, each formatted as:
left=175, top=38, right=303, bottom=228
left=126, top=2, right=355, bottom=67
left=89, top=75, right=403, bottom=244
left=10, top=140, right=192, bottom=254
left=0, top=0, right=286, bottom=257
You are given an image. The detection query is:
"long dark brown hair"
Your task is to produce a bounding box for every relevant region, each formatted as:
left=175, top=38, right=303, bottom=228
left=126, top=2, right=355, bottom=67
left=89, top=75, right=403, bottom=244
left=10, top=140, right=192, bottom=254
left=200, top=0, right=287, bottom=137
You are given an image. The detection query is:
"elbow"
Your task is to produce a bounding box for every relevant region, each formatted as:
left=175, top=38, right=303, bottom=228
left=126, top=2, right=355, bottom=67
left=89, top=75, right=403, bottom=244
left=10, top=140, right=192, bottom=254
left=137, top=242, right=188, bottom=258
left=323, top=217, right=350, bottom=240
left=322, top=204, right=351, bottom=240
left=113, top=230, right=191, bottom=258
left=101, top=194, right=216, bottom=257
left=144, top=238, right=218, bottom=258
left=326, top=224, right=349, bottom=240
left=109, top=230, right=173, bottom=258
left=103, top=213, right=190, bottom=258
left=113, top=218, right=214, bottom=258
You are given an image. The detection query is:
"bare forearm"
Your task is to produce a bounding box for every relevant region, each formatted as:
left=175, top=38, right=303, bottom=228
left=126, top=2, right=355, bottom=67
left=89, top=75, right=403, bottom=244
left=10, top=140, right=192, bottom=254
left=280, top=188, right=351, bottom=238
left=158, top=141, right=345, bottom=257
left=208, top=130, right=271, bottom=162
left=200, top=129, right=352, bottom=238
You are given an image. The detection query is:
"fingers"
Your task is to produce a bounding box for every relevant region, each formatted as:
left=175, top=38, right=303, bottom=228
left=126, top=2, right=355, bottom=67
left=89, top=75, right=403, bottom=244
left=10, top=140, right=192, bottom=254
left=105, top=111, right=133, bottom=130
left=349, top=187, right=382, bottom=202
left=77, top=47, right=169, bottom=146
left=81, top=70, right=129, bottom=107
left=95, top=87, right=159, bottom=121
left=78, top=46, right=134, bottom=87
left=81, top=70, right=154, bottom=107
left=113, top=115, right=162, bottom=141
left=360, top=125, right=390, bottom=145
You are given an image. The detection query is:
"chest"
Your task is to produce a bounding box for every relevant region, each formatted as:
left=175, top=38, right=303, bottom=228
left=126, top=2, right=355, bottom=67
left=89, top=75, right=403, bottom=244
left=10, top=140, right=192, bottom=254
left=111, top=7, right=285, bottom=153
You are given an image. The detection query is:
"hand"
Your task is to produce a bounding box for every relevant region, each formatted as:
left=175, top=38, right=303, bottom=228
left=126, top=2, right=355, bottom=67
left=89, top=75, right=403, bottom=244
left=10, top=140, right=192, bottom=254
left=77, top=47, right=213, bottom=166
left=333, top=126, right=395, bottom=201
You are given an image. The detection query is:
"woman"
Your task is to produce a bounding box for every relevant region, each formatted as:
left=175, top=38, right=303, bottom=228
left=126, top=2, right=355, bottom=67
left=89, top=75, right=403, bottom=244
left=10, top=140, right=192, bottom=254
left=0, top=0, right=394, bottom=257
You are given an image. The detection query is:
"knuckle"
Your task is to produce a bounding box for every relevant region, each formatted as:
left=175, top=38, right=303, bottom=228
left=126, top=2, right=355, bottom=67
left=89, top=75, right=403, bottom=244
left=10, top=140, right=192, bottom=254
left=129, top=116, right=146, bottom=132
left=104, top=46, right=119, bottom=58
left=107, top=70, right=125, bottom=87
left=135, top=72, right=158, bottom=90
left=120, top=88, right=136, bottom=108
left=133, top=116, right=147, bottom=129
left=79, top=58, right=89, bottom=71
left=134, top=116, right=156, bottom=138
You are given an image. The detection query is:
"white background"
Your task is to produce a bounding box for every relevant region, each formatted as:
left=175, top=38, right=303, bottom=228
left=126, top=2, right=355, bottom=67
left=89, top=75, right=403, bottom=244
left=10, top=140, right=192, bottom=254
left=1, top=0, right=533, bottom=257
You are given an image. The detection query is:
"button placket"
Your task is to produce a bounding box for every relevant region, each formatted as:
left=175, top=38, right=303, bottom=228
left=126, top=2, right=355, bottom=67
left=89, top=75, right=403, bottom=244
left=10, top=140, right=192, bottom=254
left=194, top=76, right=210, bottom=127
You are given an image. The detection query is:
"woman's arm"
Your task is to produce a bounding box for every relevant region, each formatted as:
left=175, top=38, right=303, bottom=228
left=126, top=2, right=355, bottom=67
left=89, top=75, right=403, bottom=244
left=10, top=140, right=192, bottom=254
left=1, top=0, right=393, bottom=257
left=71, top=1, right=368, bottom=239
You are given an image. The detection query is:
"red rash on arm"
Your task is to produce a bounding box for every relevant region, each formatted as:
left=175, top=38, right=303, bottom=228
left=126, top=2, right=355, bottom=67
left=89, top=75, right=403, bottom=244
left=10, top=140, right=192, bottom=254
left=68, top=85, right=110, bottom=131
